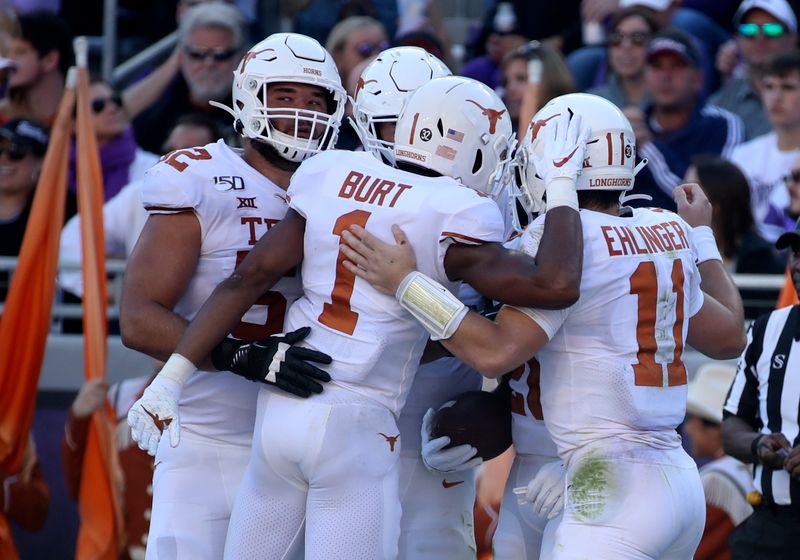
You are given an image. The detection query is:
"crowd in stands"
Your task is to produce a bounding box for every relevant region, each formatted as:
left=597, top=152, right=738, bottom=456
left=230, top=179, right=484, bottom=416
left=2, top=0, right=800, bottom=558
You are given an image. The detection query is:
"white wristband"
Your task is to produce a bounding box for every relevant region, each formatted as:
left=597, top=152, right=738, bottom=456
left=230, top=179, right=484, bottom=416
left=690, top=225, right=722, bottom=264
left=396, top=271, right=467, bottom=341
left=545, top=177, right=579, bottom=211
left=159, top=353, right=197, bottom=386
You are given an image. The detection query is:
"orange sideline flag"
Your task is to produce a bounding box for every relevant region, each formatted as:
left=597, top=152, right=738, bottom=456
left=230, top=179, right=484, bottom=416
left=0, top=81, right=75, bottom=560
left=776, top=267, right=799, bottom=309
left=74, top=59, right=124, bottom=560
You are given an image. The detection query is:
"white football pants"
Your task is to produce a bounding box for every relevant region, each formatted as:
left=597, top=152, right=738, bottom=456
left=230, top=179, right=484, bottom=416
left=224, top=389, right=401, bottom=560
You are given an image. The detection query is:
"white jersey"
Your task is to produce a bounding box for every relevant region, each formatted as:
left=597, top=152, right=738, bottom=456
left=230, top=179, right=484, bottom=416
left=512, top=208, right=704, bottom=462
left=141, top=139, right=303, bottom=445
left=286, top=150, right=505, bottom=415
left=501, top=232, right=558, bottom=458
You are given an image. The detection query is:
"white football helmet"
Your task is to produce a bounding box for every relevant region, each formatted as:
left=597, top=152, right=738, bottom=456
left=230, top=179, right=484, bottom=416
left=212, top=33, right=347, bottom=163
left=514, top=93, right=647, bottom=216
left=393, top=76, right=514, bottom=196
left=351, top=46, right=451, bottom=165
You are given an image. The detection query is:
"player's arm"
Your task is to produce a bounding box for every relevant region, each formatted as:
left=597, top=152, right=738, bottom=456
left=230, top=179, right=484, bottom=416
left=674, top=184, right=746, bottom=359
left=439, top=306, right=549, bottom=377
left=120, top=212, right=200, bottom=362
left=444, top=205, right=581, bottom=309
left=172, top=209, right=306, bottom=366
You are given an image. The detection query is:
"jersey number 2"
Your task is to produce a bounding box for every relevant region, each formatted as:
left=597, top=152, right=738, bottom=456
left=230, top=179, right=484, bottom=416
left=629, top=260, right=686, bottom=387
left=318, top=210, right=372, bottom=335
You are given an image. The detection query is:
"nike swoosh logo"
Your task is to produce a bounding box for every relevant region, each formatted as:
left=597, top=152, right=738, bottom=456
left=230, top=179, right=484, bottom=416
left=442, top=479, right=464, bottom=489
left=553, top=146, right=580, bottom=168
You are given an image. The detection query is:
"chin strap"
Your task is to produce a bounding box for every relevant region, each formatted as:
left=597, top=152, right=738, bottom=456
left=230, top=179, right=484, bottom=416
left=618, top=192, right=653, bottom=206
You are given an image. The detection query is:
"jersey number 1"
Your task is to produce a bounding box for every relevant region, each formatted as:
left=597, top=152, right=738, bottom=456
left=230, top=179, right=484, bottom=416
left=319, top=210, right=372, bottom=335
left=629, top=260, right=687, bottom=387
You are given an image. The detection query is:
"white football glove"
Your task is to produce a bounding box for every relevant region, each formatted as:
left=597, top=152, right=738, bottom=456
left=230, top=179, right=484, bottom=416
left=532, top=112, right=590, bottom=210
left=420, top=406, right=484, bottom=473
left=127, top=354, right=195, bottom=456
left=524, top=459, right=566, bottom=519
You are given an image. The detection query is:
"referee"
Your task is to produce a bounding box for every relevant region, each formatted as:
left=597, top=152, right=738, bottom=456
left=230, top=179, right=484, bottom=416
left=722, top=217, right=800, bottom=559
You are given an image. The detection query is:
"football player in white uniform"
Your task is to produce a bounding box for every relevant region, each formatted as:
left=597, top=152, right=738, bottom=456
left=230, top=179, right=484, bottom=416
left=121, top=33, right=346, bottom=559
left=353, top=46, right=483, bottom=559
left=340, top=93, right=747, bottom=559
left=126, top=76, right=589, bottom=559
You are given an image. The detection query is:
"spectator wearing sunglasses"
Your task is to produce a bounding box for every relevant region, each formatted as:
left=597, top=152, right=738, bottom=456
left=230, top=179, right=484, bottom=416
left=325, top=16, right=388, bottom=150
left=588, top=7, right=659, bottom=109
left=132, top=2, right=246, bottom=154
left=70, top=79, right=158, bottom=203
left=0, top=118, right=76, bottom=302
left=326, top=16, right=388, bottom=96
left=710, top=0, right=798, bottom=140
left=730, top=50, right=800, bottom=242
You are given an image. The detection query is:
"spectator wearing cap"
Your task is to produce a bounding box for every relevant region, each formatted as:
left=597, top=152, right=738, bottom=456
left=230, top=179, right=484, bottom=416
left=71, top=79, right=158, bottom=202
left=722, top=218, right=800, bottom=558
left=132, top=2, right=246, bottom=154
left=685, top=363, right=756, bottom=560
left=569, top=0, right=727, bottom=94
left=710, top=0, right=798, bottom=140
left=0, top=118, right=76, bottom=301
left=4, top=11, right=73, bottom=128
left=625, top=29, right=743, bottom=211
left=729, top=50, right=800, bottom=242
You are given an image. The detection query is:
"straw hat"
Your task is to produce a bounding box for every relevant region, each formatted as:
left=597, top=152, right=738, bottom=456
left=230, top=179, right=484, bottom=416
left=686, top=363, right=737, bottom=424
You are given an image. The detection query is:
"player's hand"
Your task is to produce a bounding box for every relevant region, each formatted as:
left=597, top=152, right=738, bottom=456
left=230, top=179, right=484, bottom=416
left=756, top=432, right=792, bottom=470
left=673, top=183, right=712, bottom=228
left=784, top=445, right=800, bottom=479
left=340, top=224, right=417, bottom=295
left=420, top=407, right=483, bottom=473
left=71, top=378, right=109, bottom=418
left=211, top=327, right=332, bottom=398
left=127, top=375, right=183, bottom=456
left=524, top=460, right=565, bottom=519
left=532, top=111, right=590, bottom=185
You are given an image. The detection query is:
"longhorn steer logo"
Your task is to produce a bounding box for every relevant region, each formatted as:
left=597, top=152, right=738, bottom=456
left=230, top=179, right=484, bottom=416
left=466, top=99, right=507, bottom=134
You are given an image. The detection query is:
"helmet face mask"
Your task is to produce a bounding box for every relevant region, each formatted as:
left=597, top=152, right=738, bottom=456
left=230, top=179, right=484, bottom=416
left=393, top=76, right=514, bottom=196
left=218, top=33, right=347, bottom=163
left=351, top=46, right=451, bottom=165
left=513, top=93, right=644, bottom=218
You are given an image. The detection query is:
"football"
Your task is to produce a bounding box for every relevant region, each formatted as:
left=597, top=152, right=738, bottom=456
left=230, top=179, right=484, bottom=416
left=431, top=390, right=513, bottom=461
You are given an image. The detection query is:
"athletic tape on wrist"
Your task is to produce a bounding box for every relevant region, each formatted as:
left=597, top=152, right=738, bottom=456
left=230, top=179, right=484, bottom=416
left=545, top=177, right=579, bottom=211
left=159, top=353, right=197, bottom=386
left=691, top=225, right=722, bottom=264
left=396, top=271, right=467, bottom=341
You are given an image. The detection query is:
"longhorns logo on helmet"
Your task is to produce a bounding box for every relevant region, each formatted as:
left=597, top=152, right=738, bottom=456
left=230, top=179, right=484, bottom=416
left=464, top=99, right=507, bottom=134
left=513, top=93, right=647, bottom=218
left=393, top=76, right=514, bottom=196
left=211, top=33, right=346, bottom=163
left=350, top=46, right=451, bottom=165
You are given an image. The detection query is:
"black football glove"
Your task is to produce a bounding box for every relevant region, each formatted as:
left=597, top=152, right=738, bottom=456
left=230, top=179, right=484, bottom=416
left=211, top=326, right=332, bottom=398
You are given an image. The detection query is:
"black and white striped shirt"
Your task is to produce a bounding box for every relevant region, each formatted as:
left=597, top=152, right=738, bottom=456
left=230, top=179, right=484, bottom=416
left=724, top=305, right=800, bottom=506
